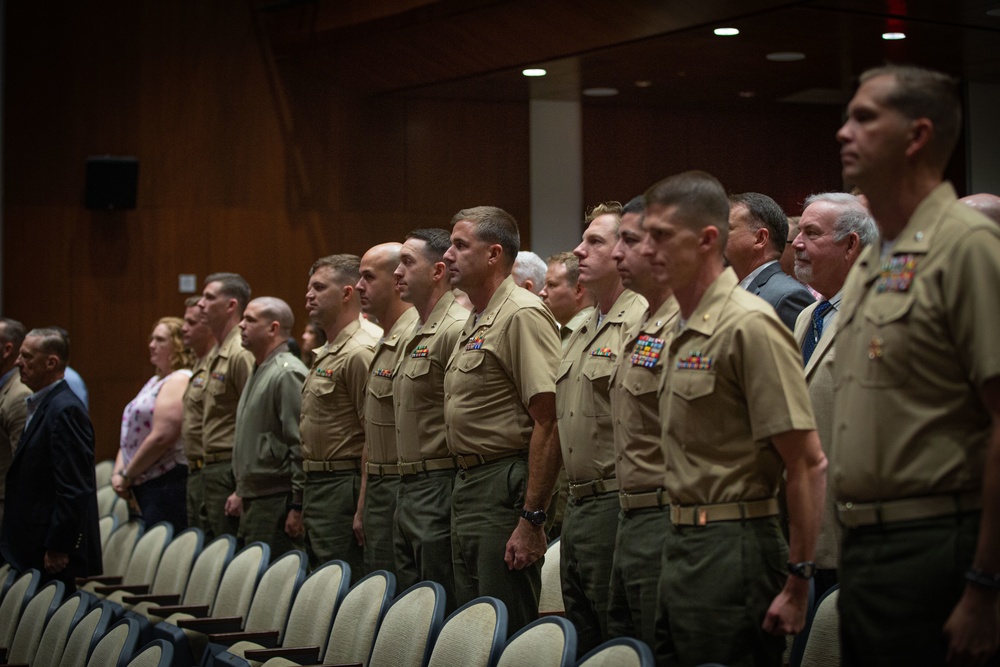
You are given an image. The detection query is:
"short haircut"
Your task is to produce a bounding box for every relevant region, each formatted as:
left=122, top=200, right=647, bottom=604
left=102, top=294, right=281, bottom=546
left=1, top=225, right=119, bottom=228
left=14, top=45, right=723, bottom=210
left=0, top=318, right=27, bottom=349
left=156, top=316, right=195, bottom=371
left=26, top=327, right=70, bottom=370
left=249, top=297, right=295, bottom=336
left=860, top=64, right=962, bottom=169
left=513, top=251, right=547, bottom=291
left=644, top=170, right=731, bottom=248
left=585, top=201, right=623, bottom=228
left=406, top=228, right=452, bottom=261
left=204, top=272, right=251, bottom=312
left=546, top=251, right=581, bottom=287
left=450, top=206, right=520, bottom=269
left=310, top=254, right=362, bottom=286
left=729, top=192, right=789, bottom=256
left=184, top=296, right=201, bottom=309
left=622, top=195, right=646, bottom=216
left=803, top=192, right=879, bottom=248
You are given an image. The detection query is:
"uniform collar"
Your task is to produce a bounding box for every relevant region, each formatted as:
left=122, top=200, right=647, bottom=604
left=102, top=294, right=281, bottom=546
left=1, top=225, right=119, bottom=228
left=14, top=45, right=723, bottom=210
left=379, top=308, right=419, bottom=350
left=465, top=275, right=519, bottom=333
left=577, top=290, right=640, bottom=337
left=321, top=319, right=363, bottom=357
left=681, top=267, right=738, bottom=337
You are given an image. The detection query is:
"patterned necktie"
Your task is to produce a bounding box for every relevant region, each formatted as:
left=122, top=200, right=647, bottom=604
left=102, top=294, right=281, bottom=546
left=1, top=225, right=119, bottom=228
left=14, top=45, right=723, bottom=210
left=802, top=300, right=833, bottom=365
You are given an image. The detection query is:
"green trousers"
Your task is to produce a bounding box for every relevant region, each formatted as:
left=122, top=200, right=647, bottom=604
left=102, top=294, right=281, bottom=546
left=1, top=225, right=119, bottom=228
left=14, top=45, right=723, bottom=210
left=607, top=505, right=670, bottom=649
left=303, top=471, right=362, bottom=580
left=394, top=470, right=457, bottom=612
left=560, top=492, right=619, bottom=656
left=451, top=457, right=541, bottom=634
left=202, top=460, right=239, bottom=539
left=186, top=467, right=208, bottom=537
left=239, top=491, right=303, bottom=557
left=655, top=517, right=787, bottom=667
left=362, top=474, right=399, bottom=577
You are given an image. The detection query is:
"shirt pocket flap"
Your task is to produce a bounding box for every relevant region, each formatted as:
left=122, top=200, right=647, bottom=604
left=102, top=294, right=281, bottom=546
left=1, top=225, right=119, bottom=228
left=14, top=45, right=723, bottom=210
left=671, top=370, right=716, bottom=400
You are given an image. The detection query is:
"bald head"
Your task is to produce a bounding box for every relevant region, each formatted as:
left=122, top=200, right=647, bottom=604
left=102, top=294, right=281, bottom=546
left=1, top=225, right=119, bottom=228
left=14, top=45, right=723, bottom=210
left=249, top=297, right=294, bottom=336
left=959, top=193, right=1000, bottom=225
left=358, top=242, right=410, bottom=326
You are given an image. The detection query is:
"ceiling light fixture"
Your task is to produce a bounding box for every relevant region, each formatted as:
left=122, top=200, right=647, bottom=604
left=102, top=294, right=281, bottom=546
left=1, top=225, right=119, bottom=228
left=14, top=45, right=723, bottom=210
left=635, top=80, right=653, bottom=88
left=714, top=27, right=739, bottom=36
left=738, top=91, right=755, bottom=98
left=881, top=32, right=906, bottom=40
left=522, top=68, right=547, bottom=77
left=766, top=52, right=806, bottom=62
left=583, top=87, right=619, bottom=97
left=988, top=8, right=1000, bottom=16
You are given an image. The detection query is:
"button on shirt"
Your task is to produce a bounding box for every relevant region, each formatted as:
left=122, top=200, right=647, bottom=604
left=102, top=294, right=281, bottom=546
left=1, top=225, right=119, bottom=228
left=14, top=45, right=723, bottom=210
left=364, top=308, right=419, bottom=465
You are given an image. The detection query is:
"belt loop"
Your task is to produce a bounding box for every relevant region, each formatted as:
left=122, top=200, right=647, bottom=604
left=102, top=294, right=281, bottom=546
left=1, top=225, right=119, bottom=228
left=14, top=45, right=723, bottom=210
left=874, top=500, right=883, bottom=527
left=738, top=501, right=747, bottom=523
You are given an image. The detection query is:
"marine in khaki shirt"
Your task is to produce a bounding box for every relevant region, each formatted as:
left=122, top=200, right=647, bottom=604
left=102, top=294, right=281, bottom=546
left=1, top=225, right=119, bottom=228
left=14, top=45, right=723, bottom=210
left=198, top=273, right=255, bottom=539
left=0, top=318, right=31, bottom=526
left=442, top=207, right=561, bottom=634
left=831, top=64, right=1000, bottom=666
left=604, top=196, right=680, bottom=648
left=180, top=299, right=215, bottom=532
left=391, top=228, right=470, bottom=608
left=555, top=204, right=647, bottom=654
left=356, top=243, right=418, bottom=577
left=300, top=254, right=379, bottom=576
left=644, top=171, right=825, bottom=667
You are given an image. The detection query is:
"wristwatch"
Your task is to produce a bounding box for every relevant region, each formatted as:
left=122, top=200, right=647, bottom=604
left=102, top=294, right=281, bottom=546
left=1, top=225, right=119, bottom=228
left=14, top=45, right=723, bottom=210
left=520, top=508, right=547, bottom=526
left=787, top=561, right=817, bottom=579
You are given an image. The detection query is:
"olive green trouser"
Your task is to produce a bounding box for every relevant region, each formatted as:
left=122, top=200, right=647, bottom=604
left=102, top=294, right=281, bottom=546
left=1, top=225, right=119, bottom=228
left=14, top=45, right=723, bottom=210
left=607, top=504, right=670, bottom=649
left=202, top=461, right=239, bottom=539
left=186, top=466, right=209, bottom=536
left=451, top=457, right=541, bottom=634
left=655, top=516, right=787, bottom=667
left=839, top=513, right=997, bottom=667
left=362, top=474, right=399, bottom=578
left=303, top=471, right=362, bottom=581
left=560, top=492, right=619, bottom=656
left=239, top=491, right=303, bottom=557
left=394, top=470, right=456, bottom=613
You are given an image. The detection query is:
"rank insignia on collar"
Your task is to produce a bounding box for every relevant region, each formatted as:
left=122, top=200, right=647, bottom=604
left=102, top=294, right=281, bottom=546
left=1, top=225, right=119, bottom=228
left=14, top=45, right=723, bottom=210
left=677, top=350, right=712, bottom=370
left=373, top=368, right=393, bottom=378
left=465, top=336, right=485, bottom=351
left=630, top=335, right=665, bottom=368
left=410, top=346, right=430, bottom=358
left=590, top=347, right=615, bottom=358
left=210, top=372, right=226, bottom=382
left=876, top=254, right=918, bottom=293
left=315, top=368, right=335, bottom=379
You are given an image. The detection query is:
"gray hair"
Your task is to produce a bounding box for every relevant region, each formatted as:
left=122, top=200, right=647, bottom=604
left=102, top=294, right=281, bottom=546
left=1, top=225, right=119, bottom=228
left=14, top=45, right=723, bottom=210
left=803, top=192, right=879, bottom=247
left=512, top=251, right=548, bottom=293
left=26, top=327, right=70, bottom=370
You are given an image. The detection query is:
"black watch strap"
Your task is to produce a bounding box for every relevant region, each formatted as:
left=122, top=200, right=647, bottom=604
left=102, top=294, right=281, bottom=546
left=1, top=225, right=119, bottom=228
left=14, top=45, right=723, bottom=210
left=520, top=509, right=547, bottom=526
left=787, top=561, right=816, bottom=579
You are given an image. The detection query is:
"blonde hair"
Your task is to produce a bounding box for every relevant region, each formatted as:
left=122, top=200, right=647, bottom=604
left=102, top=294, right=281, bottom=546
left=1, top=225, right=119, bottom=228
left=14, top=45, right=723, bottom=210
left=155, top=316, right=195, bottom=373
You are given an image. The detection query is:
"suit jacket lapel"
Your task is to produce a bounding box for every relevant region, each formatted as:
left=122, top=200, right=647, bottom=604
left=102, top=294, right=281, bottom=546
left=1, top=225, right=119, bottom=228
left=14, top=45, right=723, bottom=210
left=804, top=319, right=838, bottom=379
left=13, top=381, right=62, bottom=460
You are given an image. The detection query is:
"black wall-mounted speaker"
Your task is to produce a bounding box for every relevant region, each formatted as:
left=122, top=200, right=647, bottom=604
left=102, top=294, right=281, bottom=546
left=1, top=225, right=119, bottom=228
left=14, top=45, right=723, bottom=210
left=85, top=156, right=138, bottom=210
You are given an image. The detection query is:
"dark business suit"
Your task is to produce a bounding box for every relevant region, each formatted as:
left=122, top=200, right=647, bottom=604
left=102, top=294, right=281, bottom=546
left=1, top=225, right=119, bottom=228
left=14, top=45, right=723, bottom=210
left=746, top=261, right=815, bottom=330
left=0, top=380, right=102, bottom=585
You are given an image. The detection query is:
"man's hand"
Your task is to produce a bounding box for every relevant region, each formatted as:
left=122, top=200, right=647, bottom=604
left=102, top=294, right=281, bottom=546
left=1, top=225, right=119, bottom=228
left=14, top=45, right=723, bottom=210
left=44, top=550, right=69, bottom=575
left=944, top=586, right=1000, bottom=667
left=762, top=578, right=809, bottom=636
left=504, top=519, right=546, bottom=571
left=224, top=493, right=243, bottom=517
left=353, top=508, right=365, bottom=546
left=285, top=508, right=304, bottom=540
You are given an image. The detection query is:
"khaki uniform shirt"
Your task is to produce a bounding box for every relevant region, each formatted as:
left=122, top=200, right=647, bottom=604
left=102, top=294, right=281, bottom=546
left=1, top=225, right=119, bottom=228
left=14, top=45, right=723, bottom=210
left=609, top=297, right=680, bottom=493
left=364, top=308, right=419, bottom=465
left=832, top=182, right=1000, bottom=503
left=181, top=356, right=209, bottom=461
left=561, top=307, right=596, bottom=351
left=202, top=327, right=255, bottom=455
left=444, top=277, right=560, bottom=456
left=660, top=268, right=815, bottom=506
left=300, top=319, right=378, bottom=461
left=557, top=291, right=647, bottom=483
left=233, top=344, right=308, bottom=501
left=393, top=293, right=469, bottom=461
left=0, top=370, right=31, bottom=503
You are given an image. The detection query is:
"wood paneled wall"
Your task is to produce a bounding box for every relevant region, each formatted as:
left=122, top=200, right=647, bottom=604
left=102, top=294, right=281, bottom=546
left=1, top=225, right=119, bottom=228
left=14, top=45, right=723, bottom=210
left=3, top=1, right=851, bottom=459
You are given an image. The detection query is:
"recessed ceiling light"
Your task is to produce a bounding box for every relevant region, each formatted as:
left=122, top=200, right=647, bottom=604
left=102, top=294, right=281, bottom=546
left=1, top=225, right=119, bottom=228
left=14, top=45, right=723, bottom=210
left=987, top=7, right=1000, bottom=16
left=738, top=91, right=755, bottom=98
left=582, top=87, right=619, bottom=97
left=882, top=32, right=906, bottom=40
left=522, top=68, right=547, bottom=77
left=714, top=27, right=740, bottom=36
left=766, top=51, right=806, bottom=62
left=635, top=80, right=653, bottom=88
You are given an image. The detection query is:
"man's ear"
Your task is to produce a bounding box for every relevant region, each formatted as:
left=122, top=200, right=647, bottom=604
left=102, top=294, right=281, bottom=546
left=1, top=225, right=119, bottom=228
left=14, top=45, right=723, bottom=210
left=342, top=284, right=355, bottom=303
left=753, top=226, right=770, bottom=251
left=905, top=118, right=934, bottom=160
left=487, top=244, right=503, bottom=266
left=432, top=261, right=447, bottom=282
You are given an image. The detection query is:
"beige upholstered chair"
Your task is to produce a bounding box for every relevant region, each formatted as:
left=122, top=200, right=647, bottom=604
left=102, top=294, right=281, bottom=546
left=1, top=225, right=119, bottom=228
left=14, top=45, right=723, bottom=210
left=84, top=617, right=140, bottom=667
left=124, top=639, right=173, bottom=667
left=88, top=522, right=173, bottom=598
left=82, top=519, right=145, bottom=587
left=538, top=538, right=564, bottom=616
left=576, top=637, right=655, bottom=667
left=53, top=602, right=118, bottom=667
left=101, top=526, right=202, bottom=607
left=0, top=569, right=40, bottom=653
left=496, top=616, right=577, bottom=667
left=801, top=588, right=840, bottom=667
left=427, top=596, right=507, bottom=667
left=94, top=460, right=115, bottom=489
left=1, top=579, right=65, bottom=664
left=367, top=580, right=445, bottom=667
left=96, top=485, right=119, bottom=517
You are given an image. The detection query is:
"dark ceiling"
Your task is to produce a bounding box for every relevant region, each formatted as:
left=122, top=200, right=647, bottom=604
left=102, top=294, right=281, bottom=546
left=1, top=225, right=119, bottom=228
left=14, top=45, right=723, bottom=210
left=259, top=0, right=1000, bottom=109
